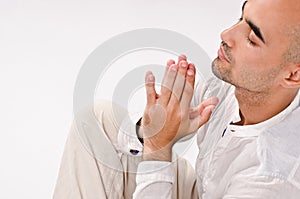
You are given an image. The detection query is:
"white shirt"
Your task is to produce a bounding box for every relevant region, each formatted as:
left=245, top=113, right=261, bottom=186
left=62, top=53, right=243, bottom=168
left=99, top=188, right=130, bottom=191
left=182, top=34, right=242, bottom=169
left=119, top=77, right=300, bottom=198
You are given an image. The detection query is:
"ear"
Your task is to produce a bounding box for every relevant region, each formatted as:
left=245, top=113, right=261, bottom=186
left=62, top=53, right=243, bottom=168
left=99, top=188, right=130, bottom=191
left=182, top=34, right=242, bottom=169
left=281, top=65, right=300, bottom=88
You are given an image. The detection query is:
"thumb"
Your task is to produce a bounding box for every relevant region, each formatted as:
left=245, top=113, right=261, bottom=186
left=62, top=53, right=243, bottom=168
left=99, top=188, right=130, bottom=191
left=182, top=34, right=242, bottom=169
left=190, top=97, right=218, bottom=130
left=145, top=71, right=156, bottom=106
left=198, top=104, right=216, bottom=126
left=197, top=97, right=219, bottom=126
left=189, top=104, right=216, bottom=133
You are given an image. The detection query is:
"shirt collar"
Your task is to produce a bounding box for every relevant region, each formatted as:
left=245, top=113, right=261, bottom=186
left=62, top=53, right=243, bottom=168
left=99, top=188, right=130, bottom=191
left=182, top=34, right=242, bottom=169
left=228, top=90, right=300, bottom=137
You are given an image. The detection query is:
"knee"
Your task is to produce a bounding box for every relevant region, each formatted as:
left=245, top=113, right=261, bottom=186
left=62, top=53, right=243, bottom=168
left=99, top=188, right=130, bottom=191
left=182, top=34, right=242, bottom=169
left=72, top=99, right=130, bottom=161
left=93, top=99, right=128, bottom=145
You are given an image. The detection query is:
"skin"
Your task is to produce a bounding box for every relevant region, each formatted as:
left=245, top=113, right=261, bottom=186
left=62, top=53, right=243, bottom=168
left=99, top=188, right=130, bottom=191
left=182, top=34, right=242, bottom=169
left=212, top=0, right=300, bottom=125
left=142, top=0, right=300, bottom=161
left=141, top=56, right=218, bottom=161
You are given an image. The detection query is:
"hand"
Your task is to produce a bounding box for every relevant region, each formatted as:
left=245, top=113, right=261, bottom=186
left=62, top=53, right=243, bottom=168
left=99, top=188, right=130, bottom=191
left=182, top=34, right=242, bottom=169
left=140, top=55, right=219, bottom=161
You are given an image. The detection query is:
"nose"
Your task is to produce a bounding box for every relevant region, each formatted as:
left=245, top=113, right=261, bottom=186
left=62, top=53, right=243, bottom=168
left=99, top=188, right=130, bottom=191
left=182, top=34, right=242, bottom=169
left=220, top=24, right=238, bottom=48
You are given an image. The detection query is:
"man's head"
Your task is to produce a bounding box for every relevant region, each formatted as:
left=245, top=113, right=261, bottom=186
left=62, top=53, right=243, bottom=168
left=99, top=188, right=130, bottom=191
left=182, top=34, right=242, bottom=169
left=212, top=0, right=300, bottom=94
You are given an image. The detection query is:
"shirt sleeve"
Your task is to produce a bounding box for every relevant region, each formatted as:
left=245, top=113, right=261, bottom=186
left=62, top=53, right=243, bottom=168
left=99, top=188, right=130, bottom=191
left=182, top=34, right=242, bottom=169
left=133, top=161, right=174, bottom=199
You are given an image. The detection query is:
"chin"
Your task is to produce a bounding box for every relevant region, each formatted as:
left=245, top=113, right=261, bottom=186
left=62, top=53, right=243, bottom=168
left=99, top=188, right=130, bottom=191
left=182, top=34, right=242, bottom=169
left=211, top=58, right=224, bottom=79
left=211, top=58, right=233, bottom=84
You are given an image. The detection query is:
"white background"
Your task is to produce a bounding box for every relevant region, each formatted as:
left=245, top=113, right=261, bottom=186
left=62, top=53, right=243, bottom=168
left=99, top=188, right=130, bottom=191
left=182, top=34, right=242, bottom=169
left=0, top=0, right=243, bottom=198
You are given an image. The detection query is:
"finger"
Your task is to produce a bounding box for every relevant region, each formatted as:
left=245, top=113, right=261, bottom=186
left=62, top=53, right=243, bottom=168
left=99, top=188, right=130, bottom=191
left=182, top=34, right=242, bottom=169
left=177, top=54, right=187, bottom=64
left=189, top=105, right=216, bottom=132
left=169, top=60, right=188, bottom=106
left=164, top=56, right=183, bottom=74
left=198, top=104, right=216, bottom=126
left=161, top=59, right=175, bottom=89
left=145, top=71, right=157, bottom=106
left=187, top=63, right=196, bottom=88
left=167, top=59, right=175, bottom=68
left=197, top=97, right=219, bottom=114
left=189, top=97, right=219, bottom=119
left=159, top=64, right=178, bottom=106
left=180, top=63, right=196, bottom=111
left=190, top=97, right=219, bottom=129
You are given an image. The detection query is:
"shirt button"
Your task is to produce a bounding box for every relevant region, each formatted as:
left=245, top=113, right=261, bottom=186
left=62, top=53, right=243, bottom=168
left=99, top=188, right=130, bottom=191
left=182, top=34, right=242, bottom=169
left=130, top=149, right=139, bottom=155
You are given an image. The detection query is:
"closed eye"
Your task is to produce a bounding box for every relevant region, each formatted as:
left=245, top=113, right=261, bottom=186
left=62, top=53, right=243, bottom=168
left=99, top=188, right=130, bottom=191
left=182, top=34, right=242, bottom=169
left=247, top=37, right=256, bottom=46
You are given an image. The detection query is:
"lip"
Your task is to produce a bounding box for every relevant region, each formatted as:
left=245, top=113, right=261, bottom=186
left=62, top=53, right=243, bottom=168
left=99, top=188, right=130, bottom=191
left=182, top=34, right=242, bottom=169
left=218, top=46, right=230, bottom=63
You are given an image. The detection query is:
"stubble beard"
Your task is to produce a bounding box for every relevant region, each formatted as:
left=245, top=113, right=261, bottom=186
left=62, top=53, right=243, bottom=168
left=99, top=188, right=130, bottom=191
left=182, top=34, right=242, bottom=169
left=211, top=57, right=267, bottom=107
left=211, top=57, right=234, bottom=85
left=211, top=56, right=285, bottom=107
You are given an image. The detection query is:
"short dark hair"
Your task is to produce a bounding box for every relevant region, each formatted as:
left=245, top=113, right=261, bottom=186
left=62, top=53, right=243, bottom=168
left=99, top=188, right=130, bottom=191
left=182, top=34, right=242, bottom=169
left=283, top=25, right=300, bottom=64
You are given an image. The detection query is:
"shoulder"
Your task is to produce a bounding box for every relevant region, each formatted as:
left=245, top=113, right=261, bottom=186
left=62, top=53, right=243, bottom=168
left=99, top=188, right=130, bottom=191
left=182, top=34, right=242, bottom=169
left=257, top=107, right=300, bottom=187
left=224, top=174, right=300, bottom=199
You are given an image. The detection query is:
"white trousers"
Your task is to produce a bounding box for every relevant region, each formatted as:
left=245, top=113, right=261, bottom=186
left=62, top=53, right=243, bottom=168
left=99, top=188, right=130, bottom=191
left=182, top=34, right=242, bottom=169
left=53, top=100, right=198, bottom=199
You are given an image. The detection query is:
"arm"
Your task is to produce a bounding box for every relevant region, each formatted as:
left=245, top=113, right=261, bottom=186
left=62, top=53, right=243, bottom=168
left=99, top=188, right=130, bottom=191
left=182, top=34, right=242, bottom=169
left=133, top=55, right=218, bottom=198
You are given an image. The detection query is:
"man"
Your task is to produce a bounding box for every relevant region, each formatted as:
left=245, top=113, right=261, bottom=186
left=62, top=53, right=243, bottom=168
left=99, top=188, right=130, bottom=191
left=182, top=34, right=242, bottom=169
left=54, top=0, right=300, bottom=198
left=134, top=0, right=300, bottom=197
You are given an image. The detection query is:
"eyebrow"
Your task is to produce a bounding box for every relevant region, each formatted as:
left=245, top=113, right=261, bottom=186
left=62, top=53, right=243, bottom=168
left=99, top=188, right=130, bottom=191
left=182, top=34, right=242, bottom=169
left=241, top=1, right=266, bottom=44
left=246, top=19, right=265, bottom=43
left=242, top=1, right=248, bottom=12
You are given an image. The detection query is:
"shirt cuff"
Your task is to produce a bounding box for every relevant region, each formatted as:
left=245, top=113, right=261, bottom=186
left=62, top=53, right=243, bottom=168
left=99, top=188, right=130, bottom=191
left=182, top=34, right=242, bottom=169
left=136, top=161, right=175, bottom=183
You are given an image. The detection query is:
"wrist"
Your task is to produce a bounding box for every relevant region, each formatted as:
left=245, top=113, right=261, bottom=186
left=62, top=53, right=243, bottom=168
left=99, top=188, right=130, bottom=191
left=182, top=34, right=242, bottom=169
left=143, top=140, right=172, bottom=161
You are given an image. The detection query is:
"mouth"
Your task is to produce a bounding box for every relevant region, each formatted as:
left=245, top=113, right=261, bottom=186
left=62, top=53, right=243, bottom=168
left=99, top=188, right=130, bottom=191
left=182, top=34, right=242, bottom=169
left=218, top=45, right=230, bottom=63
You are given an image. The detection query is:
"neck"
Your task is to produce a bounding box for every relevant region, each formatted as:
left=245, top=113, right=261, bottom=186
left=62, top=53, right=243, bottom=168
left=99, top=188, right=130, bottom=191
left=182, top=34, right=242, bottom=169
left=234, top=87, right=298, bottom=125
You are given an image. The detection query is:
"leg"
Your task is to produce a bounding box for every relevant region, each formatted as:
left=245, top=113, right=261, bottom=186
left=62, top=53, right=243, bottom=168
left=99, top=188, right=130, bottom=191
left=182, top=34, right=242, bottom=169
left=53, top=100, right=198, bottom=199
left=53, top=100, right=128, bottom=199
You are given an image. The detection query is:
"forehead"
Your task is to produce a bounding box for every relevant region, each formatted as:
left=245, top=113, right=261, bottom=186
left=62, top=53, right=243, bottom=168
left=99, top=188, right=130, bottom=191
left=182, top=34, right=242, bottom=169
left=244, top=0, right=299, bottom=45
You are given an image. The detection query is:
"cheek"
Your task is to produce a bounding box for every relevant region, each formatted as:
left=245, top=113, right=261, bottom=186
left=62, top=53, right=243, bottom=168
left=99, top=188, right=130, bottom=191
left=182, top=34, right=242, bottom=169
left=233, top=51, right=262, bottom=75
left=236, top=46, right=264, bottom=65
left=233, top=52, right=269, bottom=82
left=234, top=60, right=280, bottom=90
left=234, top=45, right=279, bottom=74
left=238, top=43, right=284, bottom=68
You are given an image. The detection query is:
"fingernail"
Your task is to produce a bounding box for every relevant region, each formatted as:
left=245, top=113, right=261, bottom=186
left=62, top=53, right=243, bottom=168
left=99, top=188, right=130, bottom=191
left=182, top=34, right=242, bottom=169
left=170, top=64, right=177, bottom=71
left=187, top=69, right=194, bottom=76
left=147, top=75, right=154, bottom=82
left=211, top=97, right=219, bottom=105
left=149, top=75, right=154, bottom=81
left=181, top=61, right=187, bottom=68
